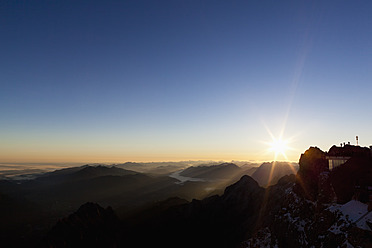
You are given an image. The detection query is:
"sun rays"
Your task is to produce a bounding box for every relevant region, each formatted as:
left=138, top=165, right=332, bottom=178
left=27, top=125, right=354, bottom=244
left=268, top=137, right=289, bottom=161
left=261, top=122, right=295, bottom=162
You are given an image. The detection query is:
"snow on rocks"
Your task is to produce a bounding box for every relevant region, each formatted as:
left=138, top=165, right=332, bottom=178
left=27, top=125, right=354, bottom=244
left=242, top=186, right=372, bottom=247
left=328, top=200, right=372, bottom=232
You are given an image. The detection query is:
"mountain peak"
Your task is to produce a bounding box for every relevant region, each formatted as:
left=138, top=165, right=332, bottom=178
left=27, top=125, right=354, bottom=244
left=223, top=175, right=263, bottom=202
left=251, top=162, right=298, bottom=187
left=44, top=202, right=119, bottom=247
left=179, top=162, right=241, bottom=180
left=76, top=202, right=108, bottom=216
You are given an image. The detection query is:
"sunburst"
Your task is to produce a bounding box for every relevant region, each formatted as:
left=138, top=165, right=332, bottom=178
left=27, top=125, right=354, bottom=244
left=262, top=122, right=294, bottom=161
left=268, top=137, right=289, bottom=161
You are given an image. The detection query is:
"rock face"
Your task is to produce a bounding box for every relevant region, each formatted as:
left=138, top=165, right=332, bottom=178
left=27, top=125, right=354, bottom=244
left=317, top=171, right=336, bottom=204
left=244, top=187, right=372, bottom=248
left=43, top=202, right=120, bottom=247
left=295, top=147, right=329, bottom=201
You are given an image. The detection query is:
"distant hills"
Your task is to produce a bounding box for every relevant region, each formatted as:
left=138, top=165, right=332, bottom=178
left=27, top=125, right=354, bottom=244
left=179, top=161, right=298, bottom=187
left=35, top=165, right=137, bottom=184
left=115, top=160, right=258, bottom=175
left=115, top=161, right=191, bottom=174
left=251, top=161, right=298, bottom=187
left=0, top=160, right=300, bottom=247
left=180, top=163, right=241, bottom=180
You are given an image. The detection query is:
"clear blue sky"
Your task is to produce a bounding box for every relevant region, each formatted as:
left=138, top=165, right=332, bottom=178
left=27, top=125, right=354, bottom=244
left=1, top=0, right=372, bottom=163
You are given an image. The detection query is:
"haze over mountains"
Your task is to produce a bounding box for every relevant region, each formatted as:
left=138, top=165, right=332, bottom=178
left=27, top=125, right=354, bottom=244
left=179, top=162, right=298, bottom=187
left=2, top=148, right=371, bottom=248
left=0, top=160, right=295, bottom=246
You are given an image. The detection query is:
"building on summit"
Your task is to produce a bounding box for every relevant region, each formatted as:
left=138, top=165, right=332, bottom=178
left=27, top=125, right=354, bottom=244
left=325, top=140, right=372, bottom=205
left=326, top=142, right=372, bottom=171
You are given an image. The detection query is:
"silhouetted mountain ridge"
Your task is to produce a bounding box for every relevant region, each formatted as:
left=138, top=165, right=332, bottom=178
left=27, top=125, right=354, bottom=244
left=180, top=162, right=241, bottom=180
left=46, top=175, right=265, bottom=248
left=35, top=165, right=137, bottom=184
left=44, top=202, right=119, bottom=248
left=251, top=161, right=298, bottom=187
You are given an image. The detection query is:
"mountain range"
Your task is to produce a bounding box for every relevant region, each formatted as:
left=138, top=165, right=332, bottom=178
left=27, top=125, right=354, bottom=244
left=3, top=148, right=371, bottom=247
left=0, top=160, right=297, bottom=247
left=179, top=161, right=298, bottom=186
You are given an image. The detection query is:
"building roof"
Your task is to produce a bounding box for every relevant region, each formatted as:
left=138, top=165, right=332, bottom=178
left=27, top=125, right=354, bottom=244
left=327, top=145, right=371, bottom=157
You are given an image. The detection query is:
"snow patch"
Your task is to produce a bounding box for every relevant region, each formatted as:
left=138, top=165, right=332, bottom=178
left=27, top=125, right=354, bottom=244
left=328, top=200, right=372, bottom=232
left=340, top=200, right=368, bottom=222
left=342, top=240, right=355, bottom=248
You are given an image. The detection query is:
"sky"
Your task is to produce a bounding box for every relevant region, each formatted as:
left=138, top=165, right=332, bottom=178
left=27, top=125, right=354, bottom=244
left=1, top=0, right=372, bottom=164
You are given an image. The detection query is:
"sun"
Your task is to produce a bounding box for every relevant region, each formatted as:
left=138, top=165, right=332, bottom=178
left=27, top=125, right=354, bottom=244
left=270, top=138, right=287, bottom=154
left=262, top=122, right=295, bottom=161
left=268, top=137, right=289, bottom=161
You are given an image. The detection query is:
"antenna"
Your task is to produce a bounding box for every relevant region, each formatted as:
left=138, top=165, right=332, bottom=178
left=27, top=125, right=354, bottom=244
left=356, top=136, right=359, bottom=146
